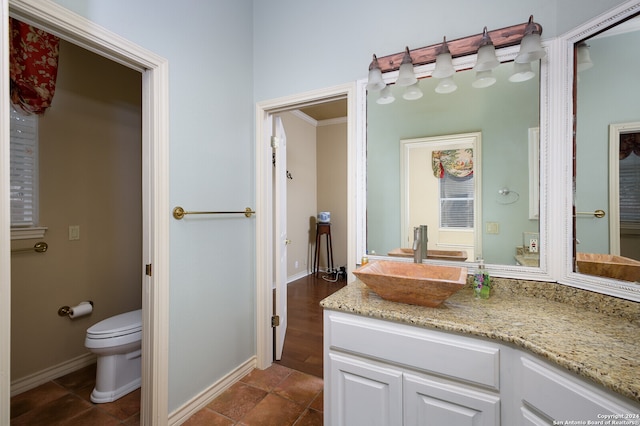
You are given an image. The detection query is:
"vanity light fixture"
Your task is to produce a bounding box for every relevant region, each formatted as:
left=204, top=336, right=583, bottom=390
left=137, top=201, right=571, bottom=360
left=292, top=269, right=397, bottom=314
left=402, top=81, right=423, bottom=100
left=396, top=47, right=418, bottom=87
left=432, top=37, right=455, bottom=79
left=377, top=85, right=396, bottom=104
left=515, top=15, right=546, bottom=63
left=433, top=37, right=457, bottom=94
left=435, top=77, right=457, bottom=94
left=472, top=27, right=499, bottom=88
left=576, top=42, right=593, bottom=72
left=508, top=61, right=535, bottom=82
left=366, top=54, right=385, bottom=92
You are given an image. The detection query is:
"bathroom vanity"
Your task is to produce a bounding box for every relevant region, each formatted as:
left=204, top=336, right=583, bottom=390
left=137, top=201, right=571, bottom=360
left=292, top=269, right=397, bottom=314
left=321, top=279, right=640, bottom=425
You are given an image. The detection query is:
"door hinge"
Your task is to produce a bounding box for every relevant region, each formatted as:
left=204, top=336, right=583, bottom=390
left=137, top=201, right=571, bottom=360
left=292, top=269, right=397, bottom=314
left=271, top=315, right=280, bottom=327
left=271, top=136, right=279, bottom=148
left=145, top=264, right=152, bottom=276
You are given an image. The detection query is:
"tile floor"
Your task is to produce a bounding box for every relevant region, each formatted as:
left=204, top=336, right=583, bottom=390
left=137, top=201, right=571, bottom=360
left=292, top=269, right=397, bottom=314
left=10, top=362, right=323, bottom=426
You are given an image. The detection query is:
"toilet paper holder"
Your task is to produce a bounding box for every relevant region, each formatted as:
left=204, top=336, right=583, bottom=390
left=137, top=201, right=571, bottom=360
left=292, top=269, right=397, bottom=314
left=58, top=301, right=93, bottom=317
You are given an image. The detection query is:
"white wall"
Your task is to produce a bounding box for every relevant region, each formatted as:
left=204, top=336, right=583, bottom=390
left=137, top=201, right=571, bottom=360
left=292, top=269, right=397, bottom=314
left=50, top=0, right=255, bottom=412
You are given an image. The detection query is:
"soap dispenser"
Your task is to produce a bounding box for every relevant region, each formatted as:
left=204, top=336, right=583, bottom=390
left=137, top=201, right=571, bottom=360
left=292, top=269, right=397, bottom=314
left=474, top=257, right=491, bottom=299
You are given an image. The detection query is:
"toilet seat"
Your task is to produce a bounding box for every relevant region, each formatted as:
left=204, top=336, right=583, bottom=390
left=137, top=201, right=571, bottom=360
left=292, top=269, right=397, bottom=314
left=85, top=309, right=142, bottom=349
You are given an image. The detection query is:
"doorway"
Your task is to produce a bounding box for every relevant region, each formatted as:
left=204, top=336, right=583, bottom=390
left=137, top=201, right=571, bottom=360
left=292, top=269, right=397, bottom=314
left=1, top=2, right=170, bottom=424
left=255, top=83, right=359, bottom=370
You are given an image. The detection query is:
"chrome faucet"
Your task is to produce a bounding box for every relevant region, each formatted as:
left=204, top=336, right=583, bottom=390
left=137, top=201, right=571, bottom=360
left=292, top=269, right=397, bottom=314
left=412, top=225, right=428, bottom=263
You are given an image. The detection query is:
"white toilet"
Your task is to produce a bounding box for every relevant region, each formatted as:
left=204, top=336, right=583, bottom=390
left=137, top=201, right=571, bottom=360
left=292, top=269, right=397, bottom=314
left=85, top=309, right=142, bottom=403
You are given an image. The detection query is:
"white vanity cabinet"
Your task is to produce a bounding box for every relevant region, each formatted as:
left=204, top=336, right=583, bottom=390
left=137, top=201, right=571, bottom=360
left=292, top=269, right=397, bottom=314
left=324, top=310, right=640, bottom=426
left=324, top=310, right=502, bottom=426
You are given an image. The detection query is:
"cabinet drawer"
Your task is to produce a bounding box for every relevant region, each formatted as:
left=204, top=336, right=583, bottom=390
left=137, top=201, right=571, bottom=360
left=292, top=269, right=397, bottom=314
left=326, top=311, right=500, bottom=390
left=520, top=355, right=639, bottom=422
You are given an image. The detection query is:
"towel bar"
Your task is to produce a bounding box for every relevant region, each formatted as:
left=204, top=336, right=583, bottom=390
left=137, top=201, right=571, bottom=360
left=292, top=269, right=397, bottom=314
left=11, top=241, right=48, bottom=254
left=173, top=206, right=255, bottom=220
left=575, top=209, right=605, bottom=218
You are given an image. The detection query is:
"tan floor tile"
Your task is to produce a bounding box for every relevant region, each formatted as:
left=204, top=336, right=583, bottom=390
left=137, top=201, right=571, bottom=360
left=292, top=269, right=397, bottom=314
left=239, top=393, right=304, bottom=426
left=10, top=393, right=93, bottom=426
left=294, top=408, right=323, bottom=426
left=182, top=408, right=235, bottom=426
left=207, top=381, right=267, bottom=421
left=309, top=390, right=323, bottom=412
left=273, top=371, right=323, bottom=406
left=53, top=364, right=97, bottom=392
left=96, top=387, right=141, bottom=420
left=240, top=364, right=293, bottom=392
left=65, top=407, right=123, bottom=426
left=10, top=381, right=69, bottom=419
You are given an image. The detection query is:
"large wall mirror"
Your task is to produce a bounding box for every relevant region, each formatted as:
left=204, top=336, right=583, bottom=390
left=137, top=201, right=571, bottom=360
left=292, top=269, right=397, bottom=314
left=565, top=0, right=640, bottom=299
left=361, top=45, right=549, bottom=277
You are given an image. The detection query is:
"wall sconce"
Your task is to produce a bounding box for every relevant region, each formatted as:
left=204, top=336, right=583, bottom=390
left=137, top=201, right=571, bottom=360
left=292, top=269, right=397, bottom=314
left=396, top=47, right=418, bottom=87
left=472, top=27, right=499, bottom=88
left=403, top=82, right=423, bottom=100
left=515, top=15, right=546, bottom=63
left=433, top=37, right=457, bottom=94
left=366, top=54, right=385, bottom=91
left=576, top=42, right=593, bottom=72
left=508, top=61, right=535, bottom=82
left=377, top=85, right=395, bottom=104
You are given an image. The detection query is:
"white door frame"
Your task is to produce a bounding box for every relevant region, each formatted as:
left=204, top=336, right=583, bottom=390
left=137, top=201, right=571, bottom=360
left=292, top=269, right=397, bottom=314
left=255, top=83, right=359, bottom=369
left=1, top=1, right=170, bottom=425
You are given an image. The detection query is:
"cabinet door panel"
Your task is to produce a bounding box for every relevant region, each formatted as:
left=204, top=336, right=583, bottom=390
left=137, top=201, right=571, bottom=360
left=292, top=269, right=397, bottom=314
left=404, top=373, right=500, bottom=426
left=329, top=353, right=403, bottom=426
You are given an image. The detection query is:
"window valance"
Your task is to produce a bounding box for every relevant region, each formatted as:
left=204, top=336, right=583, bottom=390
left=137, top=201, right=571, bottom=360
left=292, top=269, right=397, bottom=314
left=620, top=133, right=640, bottom=159
left=432, top=148, right=474, bottom=179
left=9, top=18, right=60, bottom=114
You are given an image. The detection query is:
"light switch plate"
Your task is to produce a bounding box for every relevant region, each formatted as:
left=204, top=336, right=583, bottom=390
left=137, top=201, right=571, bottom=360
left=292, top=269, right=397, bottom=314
left=69, top=225, right=80, bottom=241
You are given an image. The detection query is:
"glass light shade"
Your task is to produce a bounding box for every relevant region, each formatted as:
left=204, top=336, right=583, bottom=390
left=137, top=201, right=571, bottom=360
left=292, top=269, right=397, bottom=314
left=402, top=82, right=423, bottom=100
left=435, top=77, right=457, bottom=94
left=432, top=52, right=455, bottom=79
left=576, top=43, right=593, bottom=72
left=396, top=47, right=417, bottom=87
left=366, top=55, right=385, bottom=91
left=376, top=85, right=395, bottom=104
left=474, top=44, right=500, bottom=72
left=472, top=70, right=496, bottom=88
left=509, top=61, right=535, bottom=82
left=515, top=33, right=546, bottom=63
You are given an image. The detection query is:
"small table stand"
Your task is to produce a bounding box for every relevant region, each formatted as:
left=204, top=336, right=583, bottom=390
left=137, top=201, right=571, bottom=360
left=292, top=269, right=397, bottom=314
left=313, top=222, right=334, bottom=275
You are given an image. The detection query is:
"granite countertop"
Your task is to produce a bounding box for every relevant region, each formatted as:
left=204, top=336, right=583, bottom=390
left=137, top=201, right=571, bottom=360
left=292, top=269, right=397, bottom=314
left=321, top=278, right=640, bottom=404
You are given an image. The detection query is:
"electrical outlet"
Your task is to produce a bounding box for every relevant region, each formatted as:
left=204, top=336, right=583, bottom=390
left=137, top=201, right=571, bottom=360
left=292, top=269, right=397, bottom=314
left=529, top=238, right=538, bottom=253
left=295, top=260, right=299, bottom=269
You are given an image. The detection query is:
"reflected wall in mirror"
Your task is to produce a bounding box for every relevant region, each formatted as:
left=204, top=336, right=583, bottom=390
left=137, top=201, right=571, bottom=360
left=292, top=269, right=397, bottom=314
left=367, top=60, right=541, bottom=266
left=574, top=13, right=640, bottom=283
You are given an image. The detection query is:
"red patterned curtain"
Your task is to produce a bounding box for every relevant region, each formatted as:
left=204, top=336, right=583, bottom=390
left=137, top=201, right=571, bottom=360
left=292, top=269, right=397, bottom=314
left=620, top=133, right=640, bottom=159
left=432, top=149, right=474, bottom=179
left=9, top=18, right=60, bottom=114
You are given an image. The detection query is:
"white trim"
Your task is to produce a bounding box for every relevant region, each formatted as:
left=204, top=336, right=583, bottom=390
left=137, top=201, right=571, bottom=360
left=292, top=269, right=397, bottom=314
left=528, top=127, right=540, bottom=220
left=255, top=83, right=357, bottom=370
left=608, top=121, right=640, bottom=256
left=10, top=353, right=96, bottom=397
left=358, top=44, right=552, bottom=282
left=558, top=0, right=640, bottom=302
left=287, top=270, right=311, bottom=283
left=168, top=357, right=256, bottom=426
left=2, top=1, right=171, bottom=425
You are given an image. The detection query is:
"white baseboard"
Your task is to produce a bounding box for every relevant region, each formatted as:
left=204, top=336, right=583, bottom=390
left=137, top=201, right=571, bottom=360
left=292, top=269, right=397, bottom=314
left=168, top=356, right=257, bottom=426
left=287, top=270, right=311, bottom=283
left=10, top=352, right=97, bottom=397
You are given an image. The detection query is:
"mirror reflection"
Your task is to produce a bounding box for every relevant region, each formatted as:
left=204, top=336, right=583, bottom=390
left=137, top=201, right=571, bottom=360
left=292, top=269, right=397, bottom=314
left=366, top=60, right=541, bottom=266
left=574, top=14, right=640, bottom=283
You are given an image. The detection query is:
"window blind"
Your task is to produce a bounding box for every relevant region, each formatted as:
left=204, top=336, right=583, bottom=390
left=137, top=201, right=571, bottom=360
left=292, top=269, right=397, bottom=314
left=619, top=153, right=640, bottom=224
left=439, top=173, right=474, bottom=229
left=10, top=105, right=38, bottom=228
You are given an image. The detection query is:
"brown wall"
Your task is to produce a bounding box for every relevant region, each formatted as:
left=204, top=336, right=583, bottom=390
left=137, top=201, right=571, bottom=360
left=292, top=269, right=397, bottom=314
left=10, top=40, right=142, bottom=380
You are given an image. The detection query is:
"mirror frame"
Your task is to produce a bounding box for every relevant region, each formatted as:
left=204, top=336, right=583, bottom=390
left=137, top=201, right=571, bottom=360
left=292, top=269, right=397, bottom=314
left=356, top=43, right=553, bottom=282
left=559, top=0, right=640, bottom=301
